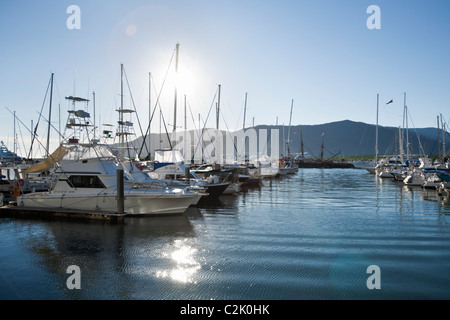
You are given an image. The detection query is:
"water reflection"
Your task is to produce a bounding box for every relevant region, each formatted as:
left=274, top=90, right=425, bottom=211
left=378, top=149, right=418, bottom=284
left=9, top=209, right=202, bottom=299
left=156, top=239, right=201, bottom=284
left=3, top=168, right=450, bottom=299
left=371, top=173, right=450, bottom=216
left=196, top=196, right=240, bottom=214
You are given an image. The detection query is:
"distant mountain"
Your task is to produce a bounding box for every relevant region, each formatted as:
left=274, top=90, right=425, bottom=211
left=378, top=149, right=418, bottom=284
left=119, top=119, right=449, bottom=160
left=262, top=120, right=449, bottom=159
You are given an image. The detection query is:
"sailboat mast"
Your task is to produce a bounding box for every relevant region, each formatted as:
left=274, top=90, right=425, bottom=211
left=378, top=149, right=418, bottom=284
left=441, top=114, right=446, bottom=159
left=93, top=91, right=96, bottom=141
left=300, top=130, right=304, bottom=158
left=58, top=103, right=61, bottom=145
left=30, top=120, right=33, bottom=159
left=159, top=109, right=162, bottom=149
left=46, top=72, right=54, bottom=157
left=287, top=99, right=294, bottom=157
left=399, top=126, right=404, bottom=164
left=13, top=111, right=16, bottom=165
left=437, top=115, right=441, bottom=160
left=173, top=43, right=179, bottom=132
left=320, top=133, right=324, bottom=161
left=375, top=94, right=379, bottom=164
left=120, top=64, right=124, bottom=145
left=404, top=92, right=409, bottom=161
left=394, top=127, right=398, bottom=158
left=148, top=72, right=151, bottom=159
left=184, top=94, right=187, bottom=159
left=243, top=92, right=247, bottom=130
left=216, top=84, right=221, bottom=130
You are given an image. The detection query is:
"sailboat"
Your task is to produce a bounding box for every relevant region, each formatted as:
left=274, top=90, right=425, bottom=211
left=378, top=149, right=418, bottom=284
left=365, top=94, right=381, bottom=174
left=279, top=99, right=298, bottom=175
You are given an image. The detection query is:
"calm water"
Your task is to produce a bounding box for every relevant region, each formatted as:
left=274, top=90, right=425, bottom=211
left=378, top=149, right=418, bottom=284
left=1, top=168, right=450, bottom=300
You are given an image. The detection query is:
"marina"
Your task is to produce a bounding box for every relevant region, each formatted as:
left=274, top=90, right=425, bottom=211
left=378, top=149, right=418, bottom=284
left=0, top=50, right=448, bottom=303
left=0, top=63, right=449, bottom=300
left=2, top=1, right=450, bottom=305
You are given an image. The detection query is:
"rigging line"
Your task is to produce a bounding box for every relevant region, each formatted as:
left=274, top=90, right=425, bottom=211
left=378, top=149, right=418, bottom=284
left=140, top=48, right=177, bottom=141
left=234, top=97, right=245, bottom=132
left=28, top=75, right=52, bottom=159
left=53, top=79, right=64, bottom=113
left=122, top=67, right=147, bottom=156
left=36, top=112, right=69, bottom=145
left=406, top=110, right=426, bottom=157
left=443, top=118, right=450, bottom=157
left=304, top=145, right=317, bottom=159
left=191, top=90, right=218, bottom=163
left=160, top=104, right=173, bottom=150
left=139, top=52, right=176, bottom=155
left=188, top=101, right=200, bottom=138
left=6, top=107, right=68, bottom=170
left=187, top=101, right=203, bottom=164
left=11, top=113, right=27, bottom=159
left=141, top=75, right=171, bottom=155
left=219, top=109, right=239, bottom=157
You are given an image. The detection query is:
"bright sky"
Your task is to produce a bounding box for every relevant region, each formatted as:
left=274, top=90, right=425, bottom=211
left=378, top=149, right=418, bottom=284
left=1, top=0, right=449, bottom=157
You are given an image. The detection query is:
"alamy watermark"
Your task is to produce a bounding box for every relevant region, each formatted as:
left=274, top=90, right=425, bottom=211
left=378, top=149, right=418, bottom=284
left=366, top=265, right=381, bottom=289
left=66, top=265, right=81, bottom=289
left=66, top=5, right=81, bottom=30
left=66, top=5, right=381, bottom=31
left=168, top=128, right=280, bottom=165
left=367, top=5, right=381, bottom=30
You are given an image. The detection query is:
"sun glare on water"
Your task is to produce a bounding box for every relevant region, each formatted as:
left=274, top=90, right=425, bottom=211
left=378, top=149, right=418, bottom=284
left=156, top=239, right=201, bottom=284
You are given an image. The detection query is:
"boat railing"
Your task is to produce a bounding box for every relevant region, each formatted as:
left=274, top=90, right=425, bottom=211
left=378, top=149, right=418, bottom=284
left=128, top=180, right=168, bottom=190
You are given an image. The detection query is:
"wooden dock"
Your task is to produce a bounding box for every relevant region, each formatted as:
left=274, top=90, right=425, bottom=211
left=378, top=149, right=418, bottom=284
left=0, top=204, right=126, bottom=222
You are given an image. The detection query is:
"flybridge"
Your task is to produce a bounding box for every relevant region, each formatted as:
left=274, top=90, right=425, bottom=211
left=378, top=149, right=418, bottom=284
left=65, top=96, right=91, bottom=118
left=65, top=96, right=89, bottom=102
left=68, top=110, right=90, bottom=118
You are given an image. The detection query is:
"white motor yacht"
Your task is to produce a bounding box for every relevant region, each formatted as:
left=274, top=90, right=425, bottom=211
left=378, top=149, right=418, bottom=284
left=17, top=144, right=200, bottom=215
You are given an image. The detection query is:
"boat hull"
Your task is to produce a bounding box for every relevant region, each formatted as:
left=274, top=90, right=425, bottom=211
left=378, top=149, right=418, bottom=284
left=279, top=167, right=298, bottom=175
left=204, top=183, right=229, bottom=198
left=17, top=191, right=199, bottom=215
left=378, top=171, right=393, bottom=178
left=223, top=182, right=239, bottom=195
left=259, top=166, right=279, bottom=178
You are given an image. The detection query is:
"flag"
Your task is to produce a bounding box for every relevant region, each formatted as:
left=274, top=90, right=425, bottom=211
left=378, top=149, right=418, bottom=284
left=386, top=99, right=393, bottom=105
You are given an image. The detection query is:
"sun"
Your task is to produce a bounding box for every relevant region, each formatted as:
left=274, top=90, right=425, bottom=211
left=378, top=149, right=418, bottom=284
left=173, top=59, right=200, bottom=99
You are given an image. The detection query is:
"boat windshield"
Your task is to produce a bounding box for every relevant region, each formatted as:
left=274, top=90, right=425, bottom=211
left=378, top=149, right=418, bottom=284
left=154, top=149, right=184, bottom=163
left=190, top=171, right=201, bottom=180
left=64, top=144, right=116, bottom=161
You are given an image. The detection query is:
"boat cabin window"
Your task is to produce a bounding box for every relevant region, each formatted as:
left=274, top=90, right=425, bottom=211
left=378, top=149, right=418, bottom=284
left=67, top=175, right=106, bottom=188
left=164, top=174, right=186, bottom=181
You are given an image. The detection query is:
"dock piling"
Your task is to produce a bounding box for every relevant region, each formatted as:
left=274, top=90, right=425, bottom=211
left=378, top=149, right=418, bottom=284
left=117, top=168, right=124, bottom=214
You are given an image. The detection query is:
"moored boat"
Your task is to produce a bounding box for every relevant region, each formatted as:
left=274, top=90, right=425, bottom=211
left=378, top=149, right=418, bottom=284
left=16, top=144, right=200, bottom=215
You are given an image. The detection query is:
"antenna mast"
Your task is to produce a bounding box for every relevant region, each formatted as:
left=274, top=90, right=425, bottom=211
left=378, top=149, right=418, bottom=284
left=46, top=73, right=54, bottom=157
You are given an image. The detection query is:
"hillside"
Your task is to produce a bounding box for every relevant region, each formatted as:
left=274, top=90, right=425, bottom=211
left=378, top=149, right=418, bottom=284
left=118, top=120, right=449, bottom=160
left=265, top=120, right=448, bottom=159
